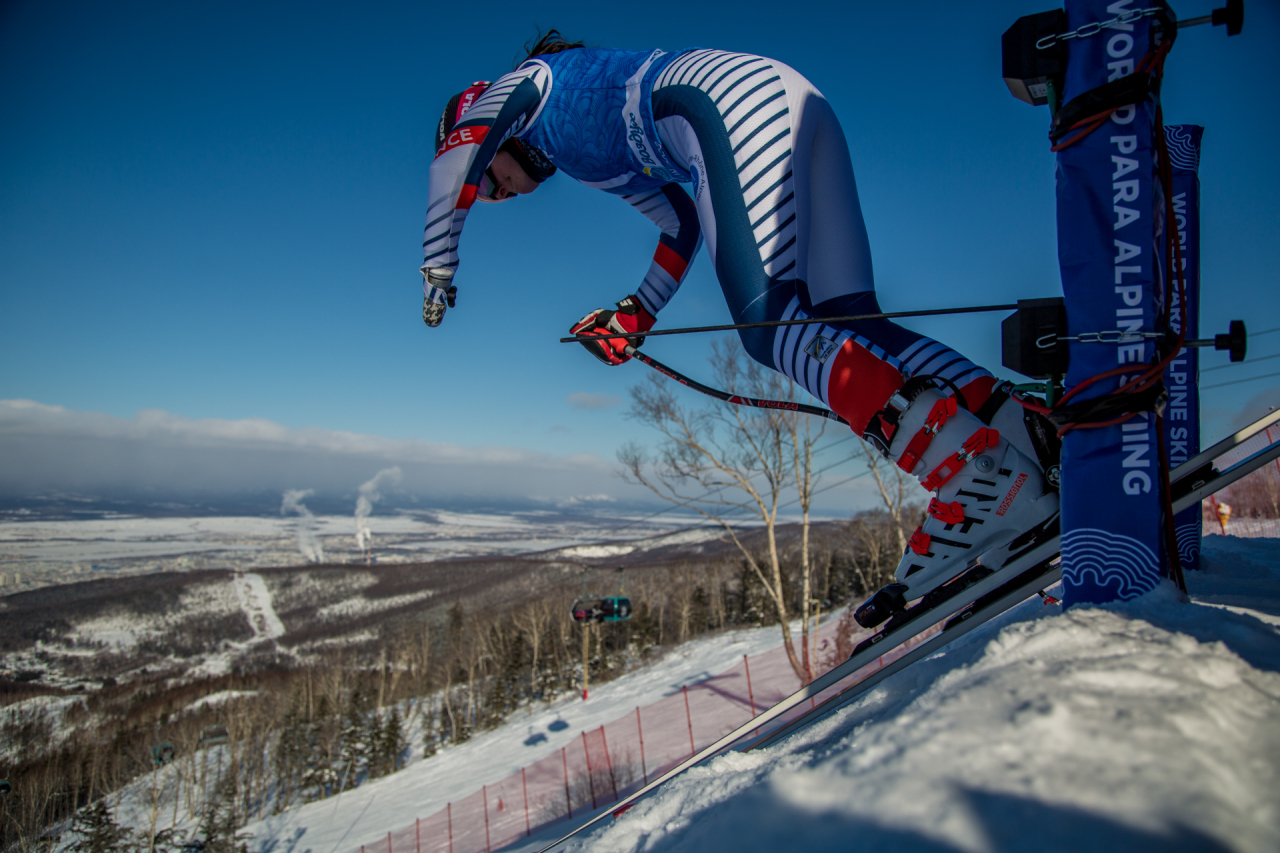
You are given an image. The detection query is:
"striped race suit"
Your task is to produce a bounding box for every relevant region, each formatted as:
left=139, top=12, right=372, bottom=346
left=423, top=47, right=994, bottom=433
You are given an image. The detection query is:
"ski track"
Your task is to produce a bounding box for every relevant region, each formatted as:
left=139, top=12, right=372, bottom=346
left=233, top=570, right=285, bottom=641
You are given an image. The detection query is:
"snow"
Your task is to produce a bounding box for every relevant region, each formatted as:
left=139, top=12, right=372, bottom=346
left=78, top=535, right=1280, bottom=853
left=314, top=590, right=435, bottom=622
left=0, top=509, right=705, bottom=588
left=528, top=536, right=1280, bottom=853
left=237, top=620, right=816, bottom=853
left=64, top=577, right=242, bottom=652
left=556, top=544, right=638, bottom=558
left=232, top=571, right=286, bottom=640
left=185, top=690, right=259, bottom=712
left=73, top=612, right=153, bottom=650
left=0, top=694, right=84, bottom=764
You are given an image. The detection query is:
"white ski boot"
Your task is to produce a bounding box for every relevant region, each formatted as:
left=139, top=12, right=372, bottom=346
left=855, top=383, right=1060, bottom=628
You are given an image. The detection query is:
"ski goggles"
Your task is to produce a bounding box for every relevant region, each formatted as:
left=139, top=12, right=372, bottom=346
left=475, top=167, right=510, bottom=204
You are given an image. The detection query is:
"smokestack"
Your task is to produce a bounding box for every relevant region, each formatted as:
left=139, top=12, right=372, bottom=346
left=281, top=489, right=325, bottom=563
left=354, top=467, right=402, bottom=564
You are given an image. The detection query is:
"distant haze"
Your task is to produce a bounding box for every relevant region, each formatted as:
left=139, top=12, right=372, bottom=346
left=0, top=399, right=890, bottom=517
left=0, top=399, right=642, bottom=511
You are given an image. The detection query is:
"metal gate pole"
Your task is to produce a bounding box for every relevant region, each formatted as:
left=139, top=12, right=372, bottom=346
left=582, top=732, right=597, bottom=809
left=743, top=655, right=756, bottom=717
left=599, top=726, right=618, bottom=801
left=522, top=766, right=531, bottom=837
left=683, top=685, right=695, bottom=757
left=562, top=747, right=572, bottom=818
left=416, top=817, right=421, bottom=853
left=483, top=785, right=491, bottom=853
left=447, top=802, right=453, bottom=853
left=636, top=707, right=647, bottom=785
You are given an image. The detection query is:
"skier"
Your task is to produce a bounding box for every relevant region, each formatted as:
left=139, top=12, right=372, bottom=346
left=421, top=32, right=1060, bottom=628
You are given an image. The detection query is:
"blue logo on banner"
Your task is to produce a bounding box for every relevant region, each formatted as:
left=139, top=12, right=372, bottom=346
left=1062, top=529, right=1162, bottom=601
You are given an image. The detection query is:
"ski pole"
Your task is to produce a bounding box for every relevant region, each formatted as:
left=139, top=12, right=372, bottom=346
left=623, top=345, right=849, bottom=425
left=560, top=302, right=1019, bottom=345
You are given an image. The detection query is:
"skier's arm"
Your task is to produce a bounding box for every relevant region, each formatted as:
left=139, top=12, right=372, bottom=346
left=617, top=184, right=702, bottom=317
left=569, top=185, right=701, bottom=365
left=420, top=64, right=551, bottom=320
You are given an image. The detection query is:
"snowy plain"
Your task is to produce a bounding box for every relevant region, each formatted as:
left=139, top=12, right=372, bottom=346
left=0, top=508, right=718, bottom=591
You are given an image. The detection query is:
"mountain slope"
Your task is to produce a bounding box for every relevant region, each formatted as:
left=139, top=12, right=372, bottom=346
left=537, top=535, right=1280, bottom=853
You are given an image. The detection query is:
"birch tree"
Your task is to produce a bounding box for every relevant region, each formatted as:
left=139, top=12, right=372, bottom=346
left=620, top=338, right=819, bottom=682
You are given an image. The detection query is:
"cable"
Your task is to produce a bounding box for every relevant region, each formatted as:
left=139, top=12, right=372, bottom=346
left=559, top=302, right=1019, bottom=345
left=1201, top=370, right=1280, bottom=391
left=1201, top=352, right=1280, bottom=373
left=1249, top=327, right=1280, bottom=338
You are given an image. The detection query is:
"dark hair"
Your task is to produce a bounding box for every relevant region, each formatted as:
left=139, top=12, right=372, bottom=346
left=517, top=28, right=585, bottom=67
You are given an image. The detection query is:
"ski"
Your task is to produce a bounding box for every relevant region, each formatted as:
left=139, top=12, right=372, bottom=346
left=534, top=409, right=1280, bottom=852
left=748, top=411, right=1280, bottom=749
left=744, top=558, right=1063, bottom=752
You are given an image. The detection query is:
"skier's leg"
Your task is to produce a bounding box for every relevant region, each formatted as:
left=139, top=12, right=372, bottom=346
left=653, top=55, right=1056, bottom=615
left=652, top=54, right=994, bottom=435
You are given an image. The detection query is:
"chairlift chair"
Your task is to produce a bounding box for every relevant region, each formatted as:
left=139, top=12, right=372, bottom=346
left=571, top=566, right=634, bottom=623
left=570, top=595, right=605, bottom=624
left=0, top=778, right=11, bottom=797
left=600, top=595, right=632, bottom=622
left=152, top=741, right=176, bottom=765
left=569, top=594, right=632, bottom=623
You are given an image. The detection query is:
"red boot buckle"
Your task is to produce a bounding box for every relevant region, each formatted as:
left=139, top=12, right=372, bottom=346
left=921, top=427, right=1000, bottom=492
left=897, top=396, right=958, bottom=473
left=927, top=498, right=966, bottom=525
left=908, top=526, right=931, bottom=556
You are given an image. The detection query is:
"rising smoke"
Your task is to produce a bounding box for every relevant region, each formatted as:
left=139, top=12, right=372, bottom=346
left=281, top=489, right=325, bottom=563
left=355, top=467, right=402, bottom=560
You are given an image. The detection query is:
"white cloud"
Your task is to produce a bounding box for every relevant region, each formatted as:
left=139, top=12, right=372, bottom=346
left=0, top=399, right=635, bottom=506
left=566, top=392, right=621, bottom=411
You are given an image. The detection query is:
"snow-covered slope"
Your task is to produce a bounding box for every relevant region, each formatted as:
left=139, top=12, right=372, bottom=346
left=93, top=536, right=1280, bottom=853
left=531, top=535, right=1280, bottom=853
left=238, top=620, right=819, bottom=853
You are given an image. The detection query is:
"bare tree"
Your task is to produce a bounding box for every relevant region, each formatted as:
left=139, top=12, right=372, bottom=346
left=778, top=372, right=828, bottom=680
left=620, top=339, right=811, bottom=681
left=512, top=598, right=552, bottom=699
left=853, top=436, right=920, bottom=554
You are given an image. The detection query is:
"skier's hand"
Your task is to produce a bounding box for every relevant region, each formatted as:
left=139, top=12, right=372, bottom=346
left=569, top=296, right=656, bottom=365
left=422, top=268, right=457, bottom=328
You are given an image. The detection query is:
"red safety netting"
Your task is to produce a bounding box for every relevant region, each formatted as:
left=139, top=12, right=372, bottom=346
left=353, top=615, right=929, bottom=853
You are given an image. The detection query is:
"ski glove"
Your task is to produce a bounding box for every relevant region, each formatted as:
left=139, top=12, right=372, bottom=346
left=569, top=296, right=656, bottom=366
left=422, top=268, right=457, bottom=328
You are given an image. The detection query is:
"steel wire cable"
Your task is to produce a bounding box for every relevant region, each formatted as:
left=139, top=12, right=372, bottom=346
left=1201, top=370, right=1280, bottom=391
left=1201, top=352, right=1280, bottom=372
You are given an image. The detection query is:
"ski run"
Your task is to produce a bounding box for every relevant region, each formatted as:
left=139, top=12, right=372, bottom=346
left=90, top=533, right=1279, bottom=853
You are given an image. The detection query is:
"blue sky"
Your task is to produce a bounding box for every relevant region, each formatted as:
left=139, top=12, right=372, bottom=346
left=1, top=0, right=1277, bottom=511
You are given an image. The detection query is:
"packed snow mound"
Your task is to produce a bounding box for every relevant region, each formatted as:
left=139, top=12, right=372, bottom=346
left=550, top=535, right=1280, bottom=853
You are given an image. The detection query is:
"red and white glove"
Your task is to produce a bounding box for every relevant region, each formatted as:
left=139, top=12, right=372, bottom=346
left=569, top=296, right=656, bottom=365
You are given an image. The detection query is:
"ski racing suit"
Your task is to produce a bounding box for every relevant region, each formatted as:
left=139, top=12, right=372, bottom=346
left=423, top=48, right=1058, bottom=612
left=422, top=47, right=997, bottom=433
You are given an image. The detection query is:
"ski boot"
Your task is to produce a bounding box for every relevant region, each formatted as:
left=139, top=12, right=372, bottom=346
left=855, top=381, right=1060, bottom=629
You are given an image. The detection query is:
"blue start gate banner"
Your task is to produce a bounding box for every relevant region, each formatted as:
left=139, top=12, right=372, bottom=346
left=1164, top=124, right=1203, bottom=571
left=1057, top=0, right=1170, bottom=605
